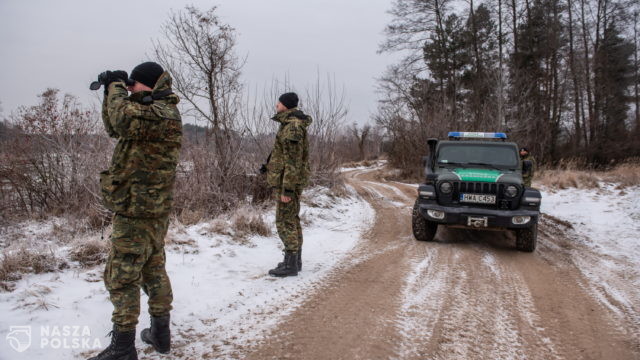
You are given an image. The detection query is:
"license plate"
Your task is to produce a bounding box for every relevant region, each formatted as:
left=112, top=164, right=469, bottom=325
left=467, top=216, right=489, bottom=228
left=460, top=193, right=496, bottom=204
left=467, top=216, right=489, bottom=227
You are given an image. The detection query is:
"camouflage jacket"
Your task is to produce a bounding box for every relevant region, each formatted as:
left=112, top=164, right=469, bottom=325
left=100, top=72, right=182, bottom=218
left=266, top=108, right=312, bottom=195
left=521, top=154, right=536, bottom=186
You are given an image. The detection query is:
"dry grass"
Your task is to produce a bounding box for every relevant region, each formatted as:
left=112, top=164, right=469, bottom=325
left=230, top=205, right=272, bottom=239
left=377, top=166, right=422, bottom=183
left=0, top=246, right=67, bottom=291
left=177, top=208, right=207, bottom=226
left=537, top=160, right=640, bottom=190
left=536, top=169, right=600, bottom=189
left=69, top=238, right=109, bottom=267
left=205, top=218, right=233, bottom=237
left=16, top=284, right=60, bottom=311
left=603, top=161, right=640, bottom=187
left=198, top=205, right=272, bottom=242
left=327, top=180, right=351, bottom=199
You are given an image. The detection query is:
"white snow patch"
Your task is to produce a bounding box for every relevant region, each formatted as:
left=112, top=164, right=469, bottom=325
left=541, top=184, right=640, bottom=265
left=481, top=253, right=500, bottom=276
left=339, top=160, right=387, bottom=173
left=0, top=187, right=374, bottom=360
left=360, top=185, right=408, bottom=209
left=363, top=181, right=412, bottom=202
left=393, top=250, right=447, bottom=359
left=541, top=184, right=640, bottom=336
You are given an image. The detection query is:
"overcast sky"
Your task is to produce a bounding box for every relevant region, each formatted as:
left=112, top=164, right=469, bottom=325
left=0, top=0, right=402, bottom=125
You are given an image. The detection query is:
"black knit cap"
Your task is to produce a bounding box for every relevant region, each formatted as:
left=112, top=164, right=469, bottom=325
left=278, top=92, right=299, bottom=109
left=130, top=62, right=164, bottom=89
left=520, top=147, right=529, bottom=152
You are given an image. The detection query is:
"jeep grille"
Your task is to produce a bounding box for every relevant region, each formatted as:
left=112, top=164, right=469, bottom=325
left=436, top=181, right=520, bottom=210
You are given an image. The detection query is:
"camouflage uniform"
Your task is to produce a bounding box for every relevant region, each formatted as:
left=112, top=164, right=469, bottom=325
left=100, top=72, right=182, bottom=332
left=266, top=108, right=312, bottom=253
left=521, top=154, right=536, bottom=188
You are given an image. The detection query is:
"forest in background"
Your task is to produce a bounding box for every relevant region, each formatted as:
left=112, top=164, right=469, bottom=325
left=376, top=0, right=640, bottom=171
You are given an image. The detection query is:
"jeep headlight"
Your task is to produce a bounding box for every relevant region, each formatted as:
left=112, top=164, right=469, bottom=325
left=439, top=182, right=452, bottom=194
left=504, top=185, right=518, bottom=198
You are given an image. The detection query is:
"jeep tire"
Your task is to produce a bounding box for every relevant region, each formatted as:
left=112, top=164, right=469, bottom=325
left=515, top=223, right=537, bottom=252
left=412, top=200, right=438, bottom=242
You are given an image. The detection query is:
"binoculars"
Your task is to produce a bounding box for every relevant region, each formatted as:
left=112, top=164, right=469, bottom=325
left=89, top=71, right=135, bottom=90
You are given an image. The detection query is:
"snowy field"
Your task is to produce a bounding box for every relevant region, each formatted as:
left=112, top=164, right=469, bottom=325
left=540, top=183, right=640, bottom=337
left=0, top=187, right=373, bottom=360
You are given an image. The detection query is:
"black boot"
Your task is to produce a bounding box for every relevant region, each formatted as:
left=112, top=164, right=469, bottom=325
left=274, top=252, right=287, bottom=271
left=88, top=326, right=137, bottom=360
left=276, top=248, right=302, bottom=271
left=268, top=251, right=299, bottom=277
left=141, top=315, right=171, bottom=354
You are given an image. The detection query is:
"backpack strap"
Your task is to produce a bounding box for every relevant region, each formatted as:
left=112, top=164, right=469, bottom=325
left=141, top=89, right=174, bottom=105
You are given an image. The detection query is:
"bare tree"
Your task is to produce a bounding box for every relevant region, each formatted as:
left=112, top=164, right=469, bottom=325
left=153, top=6, right=245, bottom=175
left=303, top=73, right=349, bottom=185
left=350, top=123, right=372, bottom=161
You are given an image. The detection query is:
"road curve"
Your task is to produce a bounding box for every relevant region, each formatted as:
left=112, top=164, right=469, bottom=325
left=242, top=167, right=639, bottom=360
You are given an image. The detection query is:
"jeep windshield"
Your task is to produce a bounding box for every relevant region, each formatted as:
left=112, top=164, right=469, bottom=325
left=436, top=143, right=519, bottom=169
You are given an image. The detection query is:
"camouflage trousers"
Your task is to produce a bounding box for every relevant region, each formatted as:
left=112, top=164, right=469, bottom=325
left=104, top=214, right=173, bottom=332
left=523, top=176, right=533, bottom=188
left=275, top=189, right=303, bottom=252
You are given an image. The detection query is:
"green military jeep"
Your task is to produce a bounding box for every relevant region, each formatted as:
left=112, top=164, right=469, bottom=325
left=412, top=132, right=541, bottom=252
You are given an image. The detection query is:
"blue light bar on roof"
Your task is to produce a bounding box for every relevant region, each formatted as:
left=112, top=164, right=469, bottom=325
left=448, top=132, right=507, bottom=139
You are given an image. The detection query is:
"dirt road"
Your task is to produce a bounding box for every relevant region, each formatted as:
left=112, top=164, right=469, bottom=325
left=243, top=168, right=639, bottom=360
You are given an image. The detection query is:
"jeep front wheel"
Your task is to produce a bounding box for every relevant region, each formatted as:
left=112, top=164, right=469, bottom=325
left=515, top=223, right=537, bottom=252
left=412, top=200, right=438, bottom=242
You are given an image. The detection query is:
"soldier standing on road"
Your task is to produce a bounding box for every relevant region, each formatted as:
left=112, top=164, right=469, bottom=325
left=520, top=147, right=536, bottom=188
left=90, top=62, right=182, bottom=360
left=266, top=92, right=312, bottom=277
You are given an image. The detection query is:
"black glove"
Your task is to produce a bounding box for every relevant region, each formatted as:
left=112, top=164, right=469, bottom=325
left=98, top=70, right=130, bottom=95
left=91, top=70, right=132, bottom=92
left=106, top=70, right=129, bottom=86
left=259, top=164, right=268, bottom=174
left=97, top=70, right=128, bottom=87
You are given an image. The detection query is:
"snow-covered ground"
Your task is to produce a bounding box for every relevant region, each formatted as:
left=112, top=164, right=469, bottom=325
left=540, top=183, right=640, bottom=336
left=0, top=187, right=373, bottom=360
left=541, top=183, right=640, bottom=266
left=338, top=160, right=386, bottom=173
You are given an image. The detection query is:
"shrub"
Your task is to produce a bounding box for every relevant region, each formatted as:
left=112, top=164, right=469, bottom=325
left=0, top=246, right=67, bottom=291
left=69, top=238, right=108, bottom=267
left=230, top=205, right=271, bottom=239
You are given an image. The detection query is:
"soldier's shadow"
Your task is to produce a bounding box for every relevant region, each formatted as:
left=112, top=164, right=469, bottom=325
left=433, top=226, right=516, bottom=251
